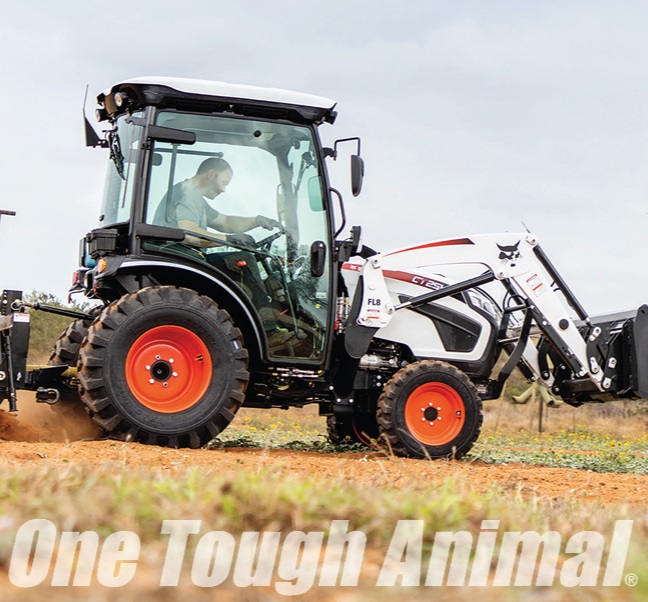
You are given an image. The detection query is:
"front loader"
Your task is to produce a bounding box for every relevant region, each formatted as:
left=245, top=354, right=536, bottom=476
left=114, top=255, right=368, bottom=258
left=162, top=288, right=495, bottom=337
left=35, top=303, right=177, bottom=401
left=2, top=77, right=647, bottom=459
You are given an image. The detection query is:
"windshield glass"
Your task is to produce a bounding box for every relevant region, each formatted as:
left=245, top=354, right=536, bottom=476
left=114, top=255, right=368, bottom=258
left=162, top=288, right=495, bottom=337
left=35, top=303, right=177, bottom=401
left=98, top=112, right=142, bottom=226
left=144, top=111, right=331, bottom=362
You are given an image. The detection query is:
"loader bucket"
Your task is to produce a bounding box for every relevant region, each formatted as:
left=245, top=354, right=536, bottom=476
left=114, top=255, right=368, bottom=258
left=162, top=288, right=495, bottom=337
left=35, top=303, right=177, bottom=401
left=632, top=304, right=648, bottom=399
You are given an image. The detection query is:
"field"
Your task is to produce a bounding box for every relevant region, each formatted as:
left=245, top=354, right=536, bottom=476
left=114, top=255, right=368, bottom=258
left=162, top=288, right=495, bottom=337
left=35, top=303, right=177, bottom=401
left=1, top=390, right=647, bottom=601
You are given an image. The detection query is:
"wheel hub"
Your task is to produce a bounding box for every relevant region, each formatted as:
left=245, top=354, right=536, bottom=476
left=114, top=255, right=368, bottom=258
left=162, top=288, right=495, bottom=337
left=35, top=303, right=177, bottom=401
left=150, top=359, right=173, bottom=382
left=423, top=406, right=438, bottom=421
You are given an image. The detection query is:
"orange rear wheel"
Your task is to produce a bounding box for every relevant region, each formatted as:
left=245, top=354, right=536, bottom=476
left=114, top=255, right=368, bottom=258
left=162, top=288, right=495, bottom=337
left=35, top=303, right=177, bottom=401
left=125, top=325, right=212, bottom=413
left=78, top=286, right=249, bottom=448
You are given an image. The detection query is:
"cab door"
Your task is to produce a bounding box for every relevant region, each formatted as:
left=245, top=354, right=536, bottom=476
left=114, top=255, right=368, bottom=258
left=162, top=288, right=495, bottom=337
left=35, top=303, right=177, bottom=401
left=142, top=111, right=334, bottom=363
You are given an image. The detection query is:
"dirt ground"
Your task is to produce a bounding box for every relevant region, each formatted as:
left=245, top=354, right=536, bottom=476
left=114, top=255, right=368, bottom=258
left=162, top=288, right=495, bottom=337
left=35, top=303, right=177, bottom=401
left=1, top=400, right=646, bottom=508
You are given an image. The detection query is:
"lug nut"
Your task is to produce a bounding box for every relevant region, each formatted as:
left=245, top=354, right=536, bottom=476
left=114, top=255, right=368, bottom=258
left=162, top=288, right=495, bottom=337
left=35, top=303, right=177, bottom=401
left=149, top=379, right=154, bottom=384
left=173, top=372, right=178, bottom=377
left=169, top=358, right=174, bottom=364
left=145, top=365, right=150, bottom=370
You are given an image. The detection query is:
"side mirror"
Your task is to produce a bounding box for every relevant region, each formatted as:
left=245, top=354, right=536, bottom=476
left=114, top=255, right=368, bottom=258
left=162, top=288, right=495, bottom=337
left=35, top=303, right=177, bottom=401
left=332, top=137, right=365, bottom=197
left=350, top=155, right=364, bottom=197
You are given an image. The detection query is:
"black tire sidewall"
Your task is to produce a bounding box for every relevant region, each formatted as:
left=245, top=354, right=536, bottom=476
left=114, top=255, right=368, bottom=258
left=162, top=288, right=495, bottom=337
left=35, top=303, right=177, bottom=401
left=391, top=367, right=480, bottom=458
left=104, top=301, right=241, bottom=435
left=48, top=309, right=102, bottom=406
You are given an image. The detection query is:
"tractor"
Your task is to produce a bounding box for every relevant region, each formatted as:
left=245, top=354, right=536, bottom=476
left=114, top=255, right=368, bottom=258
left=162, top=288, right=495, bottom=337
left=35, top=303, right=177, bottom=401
left=2, top=77, right=647, bottom=459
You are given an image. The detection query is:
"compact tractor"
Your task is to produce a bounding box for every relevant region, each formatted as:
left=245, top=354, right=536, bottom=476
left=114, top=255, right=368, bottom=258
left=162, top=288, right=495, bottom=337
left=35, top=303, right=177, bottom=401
left=1, top=77, right=647, bottom=458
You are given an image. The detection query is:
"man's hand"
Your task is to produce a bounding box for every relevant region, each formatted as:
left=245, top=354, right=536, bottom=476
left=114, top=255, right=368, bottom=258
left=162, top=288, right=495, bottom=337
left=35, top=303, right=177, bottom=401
left=226, top=232, right=256, bottom=248
left=255, top=215, right=283, bottom=231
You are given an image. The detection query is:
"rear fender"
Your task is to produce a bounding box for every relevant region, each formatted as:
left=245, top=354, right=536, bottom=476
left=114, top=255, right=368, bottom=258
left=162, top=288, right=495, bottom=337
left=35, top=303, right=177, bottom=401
left=105, top=260, right=265, bottom=363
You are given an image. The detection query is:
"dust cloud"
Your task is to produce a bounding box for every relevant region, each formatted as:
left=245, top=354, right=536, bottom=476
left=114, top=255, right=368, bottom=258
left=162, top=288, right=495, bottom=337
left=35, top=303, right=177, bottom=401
left=0, top=391, right=101, bottom=442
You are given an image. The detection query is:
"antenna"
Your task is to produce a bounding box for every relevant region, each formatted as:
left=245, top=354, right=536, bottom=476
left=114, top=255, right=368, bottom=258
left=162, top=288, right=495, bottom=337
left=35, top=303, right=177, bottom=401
left=521, top=220, right=531, bottom=233
left=0, top=209, right=16, bottom=228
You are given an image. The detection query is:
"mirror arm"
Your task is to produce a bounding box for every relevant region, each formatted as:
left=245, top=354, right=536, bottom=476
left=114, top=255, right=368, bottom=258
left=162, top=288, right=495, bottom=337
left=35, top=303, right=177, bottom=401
left=333, top=137, right=361, bottom=158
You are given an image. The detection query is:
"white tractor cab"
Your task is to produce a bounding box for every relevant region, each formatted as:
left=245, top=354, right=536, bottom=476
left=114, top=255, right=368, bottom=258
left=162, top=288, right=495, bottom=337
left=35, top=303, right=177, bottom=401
left=3, top=77, right=646, bottom=459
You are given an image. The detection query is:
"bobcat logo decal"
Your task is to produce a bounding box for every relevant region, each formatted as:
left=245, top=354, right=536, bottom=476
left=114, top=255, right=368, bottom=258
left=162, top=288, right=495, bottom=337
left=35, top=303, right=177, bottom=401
left=497, top=241, right=521, bottom=267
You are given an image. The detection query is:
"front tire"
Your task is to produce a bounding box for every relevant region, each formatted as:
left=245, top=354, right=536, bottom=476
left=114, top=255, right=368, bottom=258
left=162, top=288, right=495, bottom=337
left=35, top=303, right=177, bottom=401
left=78, top=286, right=249, bottom=448
left=377, top=360, right=482, bottom=459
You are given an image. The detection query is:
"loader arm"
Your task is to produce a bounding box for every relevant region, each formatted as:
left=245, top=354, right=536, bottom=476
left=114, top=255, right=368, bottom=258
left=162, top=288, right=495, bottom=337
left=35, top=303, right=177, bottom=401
left=352, top=233, right=605, bottom=393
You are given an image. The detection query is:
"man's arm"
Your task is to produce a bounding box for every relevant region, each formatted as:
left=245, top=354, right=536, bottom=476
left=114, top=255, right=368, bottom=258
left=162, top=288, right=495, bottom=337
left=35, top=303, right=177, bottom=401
left=208, top=213, right=281, bottom=233
left=177, top=219, right=225, bottom=247
left=208, top=213, right=257, bottom=233
left=177, top=219, right=256, bottom=249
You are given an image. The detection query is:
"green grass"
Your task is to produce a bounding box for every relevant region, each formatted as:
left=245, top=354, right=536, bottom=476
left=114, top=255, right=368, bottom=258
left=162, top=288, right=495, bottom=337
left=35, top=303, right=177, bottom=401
left=210, top=408, right=648, bottom=475
left=469, top=430, right=648, bottom=474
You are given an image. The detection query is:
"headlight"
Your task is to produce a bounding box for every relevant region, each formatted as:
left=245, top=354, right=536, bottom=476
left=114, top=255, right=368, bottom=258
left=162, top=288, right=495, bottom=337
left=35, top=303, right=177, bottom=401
left=114, top=91, right=129, bottom=108
left=466, top=290, right=502, bottom=321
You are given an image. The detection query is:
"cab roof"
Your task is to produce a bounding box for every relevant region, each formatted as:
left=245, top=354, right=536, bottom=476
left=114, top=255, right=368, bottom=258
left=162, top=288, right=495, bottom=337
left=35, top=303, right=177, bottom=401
left=97, top=76, right=338, bottom=125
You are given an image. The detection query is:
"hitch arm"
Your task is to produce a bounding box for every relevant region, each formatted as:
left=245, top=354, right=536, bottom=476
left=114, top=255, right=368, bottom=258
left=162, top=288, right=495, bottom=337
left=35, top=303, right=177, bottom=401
left=14, top=301, right=93, bottom=321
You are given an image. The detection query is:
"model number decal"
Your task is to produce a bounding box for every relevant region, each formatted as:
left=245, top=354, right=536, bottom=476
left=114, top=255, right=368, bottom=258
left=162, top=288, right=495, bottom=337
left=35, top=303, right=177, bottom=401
left=411, top=276, right=445, bottom=291
left=383, top=270, right=446, bottom=291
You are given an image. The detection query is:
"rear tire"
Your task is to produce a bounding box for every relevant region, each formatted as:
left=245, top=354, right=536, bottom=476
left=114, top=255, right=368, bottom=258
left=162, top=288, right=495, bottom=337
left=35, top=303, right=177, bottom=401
left=47, top=308, right=102, bottom=421
left=377, top=360, right=482, bottom=459
left=78, top=286, right=249, bottom=448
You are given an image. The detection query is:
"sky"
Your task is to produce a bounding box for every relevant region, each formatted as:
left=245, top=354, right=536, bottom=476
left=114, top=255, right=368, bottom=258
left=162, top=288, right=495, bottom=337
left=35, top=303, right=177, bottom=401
left=1, top=1, right=647, bottom=315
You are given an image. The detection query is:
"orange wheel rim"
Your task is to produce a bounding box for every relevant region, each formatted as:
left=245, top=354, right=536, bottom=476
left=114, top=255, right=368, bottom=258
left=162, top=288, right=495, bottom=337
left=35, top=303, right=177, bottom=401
left=125, top=326, right=212, bottom=413
left=404, top=382, right=466, bottom=446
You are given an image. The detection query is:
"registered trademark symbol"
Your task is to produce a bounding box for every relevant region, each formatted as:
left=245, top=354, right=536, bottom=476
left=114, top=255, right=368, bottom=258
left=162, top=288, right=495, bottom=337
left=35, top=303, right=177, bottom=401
left=625, top=573, right=638, bottom=587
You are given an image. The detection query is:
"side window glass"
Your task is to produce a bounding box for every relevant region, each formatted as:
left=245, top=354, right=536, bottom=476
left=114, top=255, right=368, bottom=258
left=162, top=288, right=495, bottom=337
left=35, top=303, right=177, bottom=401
left=98, top=113, right=142, bottom=226
left=143, top=113, right=331, bottom=362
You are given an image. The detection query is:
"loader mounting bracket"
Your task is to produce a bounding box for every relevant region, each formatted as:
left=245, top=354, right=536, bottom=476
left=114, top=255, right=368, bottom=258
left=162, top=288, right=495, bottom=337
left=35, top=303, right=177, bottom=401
left=631, top=304, right=648, bottom=398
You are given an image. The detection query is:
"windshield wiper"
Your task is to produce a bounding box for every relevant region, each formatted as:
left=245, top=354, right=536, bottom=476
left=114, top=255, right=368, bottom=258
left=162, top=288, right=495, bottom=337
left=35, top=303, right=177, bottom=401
left=107, top=127, right=125, bottom=180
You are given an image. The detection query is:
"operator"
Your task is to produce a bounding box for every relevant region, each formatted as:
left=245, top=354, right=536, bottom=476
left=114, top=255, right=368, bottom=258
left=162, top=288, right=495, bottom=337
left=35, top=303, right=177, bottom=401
left=153, top=156, right=281, bottom=247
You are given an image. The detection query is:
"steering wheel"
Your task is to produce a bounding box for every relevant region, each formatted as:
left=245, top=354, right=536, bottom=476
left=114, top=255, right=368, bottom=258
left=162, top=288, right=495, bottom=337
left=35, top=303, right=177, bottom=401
left=253, top=229, right=284, bottom=252
left=288, top=254, right=309, bottom=278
